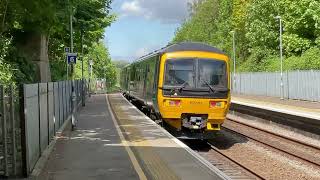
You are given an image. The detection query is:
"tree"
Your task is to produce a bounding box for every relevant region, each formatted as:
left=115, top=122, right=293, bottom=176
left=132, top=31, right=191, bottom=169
left=172, top=0, right=320, bottom=72
left=0, top=0, right=115, bottom=83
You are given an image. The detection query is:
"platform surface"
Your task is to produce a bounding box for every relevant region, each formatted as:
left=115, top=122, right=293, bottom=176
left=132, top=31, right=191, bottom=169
left=37, top=94, right=227, bottom=180
left=232, top=94, right=320, bottom=120
left=108, top=93, right=226, bottom=180
left=37, top=95, right=139, bottom=180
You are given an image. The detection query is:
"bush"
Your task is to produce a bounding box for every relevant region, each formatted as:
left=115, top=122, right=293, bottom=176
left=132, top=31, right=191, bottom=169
left=0, top=36, right=14, bottom=84
left=285, top=47, right=320, bottom=70
left=239, top=47, right=320, bottom=72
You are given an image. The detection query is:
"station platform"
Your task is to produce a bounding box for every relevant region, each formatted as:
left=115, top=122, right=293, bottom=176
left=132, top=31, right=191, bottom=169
left=36, top=94, right=227, bottom=180
left=231, top=94, right=320, bottom=120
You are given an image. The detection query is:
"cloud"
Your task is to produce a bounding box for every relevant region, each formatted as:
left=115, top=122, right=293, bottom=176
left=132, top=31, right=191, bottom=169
left=135, top=47, right=150, bottom=57
left=121, top=1, right=143, bottom=15
left=120, top=0, right=195, bottom=23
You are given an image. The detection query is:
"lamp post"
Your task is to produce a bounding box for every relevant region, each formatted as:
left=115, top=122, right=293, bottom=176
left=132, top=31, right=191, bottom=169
left=69, top=3, right=77, bottom=130
left=275, top=15, right=284, bottom=100
left=89, top=59, right=93, bottom=97
left=231, top=30, right=236, bottom=92
left=81, top=27, right=85, bottom=106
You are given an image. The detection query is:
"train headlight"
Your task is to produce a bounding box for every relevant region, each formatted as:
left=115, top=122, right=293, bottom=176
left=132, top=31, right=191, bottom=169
left=167, top=99, right=181, bottom=107
left=210, top=101, right=223, bottom=108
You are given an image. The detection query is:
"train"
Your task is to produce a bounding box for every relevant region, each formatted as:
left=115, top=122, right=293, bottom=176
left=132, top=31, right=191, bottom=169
left=120, top=42, right=231, bottom=139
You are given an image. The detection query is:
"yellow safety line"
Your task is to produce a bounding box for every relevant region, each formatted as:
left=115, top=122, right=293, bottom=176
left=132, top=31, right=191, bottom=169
left=105, top=95, right=147, bottom=180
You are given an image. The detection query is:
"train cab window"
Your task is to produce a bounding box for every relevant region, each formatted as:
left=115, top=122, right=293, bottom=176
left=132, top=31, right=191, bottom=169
left=164, top=59, right=195, bottom=87
left=198, top=59, right=227, bottom=88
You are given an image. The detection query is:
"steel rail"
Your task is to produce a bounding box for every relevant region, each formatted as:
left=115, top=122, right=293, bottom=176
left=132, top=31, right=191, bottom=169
left=206, top=142, right=265, bottom=180
left=223, top=119, right=320, bottom=167
left=227, top=118, right=320, bottom=151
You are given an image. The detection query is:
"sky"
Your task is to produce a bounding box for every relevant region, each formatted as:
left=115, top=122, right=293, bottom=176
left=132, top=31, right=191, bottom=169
left=104, top=0, right=193, bottom=61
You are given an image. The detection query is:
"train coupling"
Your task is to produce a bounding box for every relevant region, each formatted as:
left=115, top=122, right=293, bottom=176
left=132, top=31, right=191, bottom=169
left=182, top=114, right=208, bottom=130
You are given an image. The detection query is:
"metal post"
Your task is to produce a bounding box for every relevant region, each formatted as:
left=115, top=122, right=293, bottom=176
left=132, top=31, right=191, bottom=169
left=280, top=18, right=284, bottom=100
left=81, top=30, right=86, bottom=106
left=89, top=60, right=93, bottom=97
left=276, top=16, right=284, bottom=100
left=232, top=31, right=236, bottom=92
left=69, top=5, right=77, bottom=130
left=81, top=29, right=85, bottom=106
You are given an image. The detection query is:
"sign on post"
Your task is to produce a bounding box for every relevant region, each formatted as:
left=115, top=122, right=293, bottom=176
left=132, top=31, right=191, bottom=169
left=65, top=47, right=70, bottom=53
left=67, top=53, right=77, bottom=64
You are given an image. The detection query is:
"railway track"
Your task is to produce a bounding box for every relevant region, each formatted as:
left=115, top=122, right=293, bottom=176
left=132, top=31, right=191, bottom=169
left=190, top=118, right=320, bottom=179
left=223, top=118, right=320, bottom=168
left=185, top=140, right=263, bottom=180
left=127, top=94, right=320, bottom=179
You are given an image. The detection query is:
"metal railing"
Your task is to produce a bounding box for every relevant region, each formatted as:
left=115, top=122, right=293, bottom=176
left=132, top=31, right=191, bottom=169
left=21, top=80, right=87, bottom=176
left=0, top=79, right=88, bottom=178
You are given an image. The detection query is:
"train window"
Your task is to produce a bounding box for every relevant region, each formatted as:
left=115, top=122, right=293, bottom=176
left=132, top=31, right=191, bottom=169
left=198, top=59, right=227, bottom=88
left=164, top=59, right=195, bottom=87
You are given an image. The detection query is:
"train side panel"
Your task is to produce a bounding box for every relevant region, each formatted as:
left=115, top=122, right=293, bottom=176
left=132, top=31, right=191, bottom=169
left=121, top=55, right=159, bottom=112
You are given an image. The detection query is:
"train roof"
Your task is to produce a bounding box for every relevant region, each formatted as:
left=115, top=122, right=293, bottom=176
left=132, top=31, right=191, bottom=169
left=162, top=42, right=225, bottom=54
left=125, top=42, right=226, bottom=67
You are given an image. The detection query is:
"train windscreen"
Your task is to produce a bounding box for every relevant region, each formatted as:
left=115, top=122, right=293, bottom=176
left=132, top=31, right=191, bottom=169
left=163, top=58, right=228, bottom=98
left=164, top=58, right=195, bottom=87
left=198, top=59, right=227, bottom=88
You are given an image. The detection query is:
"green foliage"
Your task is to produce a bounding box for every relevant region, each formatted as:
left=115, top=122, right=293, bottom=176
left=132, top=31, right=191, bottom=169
left=112, top=60, right=129, bottom=86
left=0, top=0, right=115, bottom=84
left=173, top=0, right=233, bottom=54
left=284, top=47, right=320, bottom=70
left=0, top=36, right=13, bottom=84
left=84, top=43, right=117, bottom=86
left=173, top=0, right=320, bottom=72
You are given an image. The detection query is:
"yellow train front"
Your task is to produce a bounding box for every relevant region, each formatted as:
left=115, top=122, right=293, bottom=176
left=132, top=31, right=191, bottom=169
left=121, top=42, right=230, bottom=139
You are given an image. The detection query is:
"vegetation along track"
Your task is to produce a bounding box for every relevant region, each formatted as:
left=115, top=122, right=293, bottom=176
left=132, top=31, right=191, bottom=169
left=223, top=118, right=320, bottom=167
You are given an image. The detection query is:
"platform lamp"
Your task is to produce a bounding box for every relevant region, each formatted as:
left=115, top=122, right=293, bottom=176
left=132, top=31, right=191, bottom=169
left=275, top=15, right=284, bottom=100
left=230, top=30, right=236, bottom=92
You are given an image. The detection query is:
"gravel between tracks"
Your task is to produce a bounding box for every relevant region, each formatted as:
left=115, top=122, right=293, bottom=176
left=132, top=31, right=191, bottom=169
left=224, top=120, right=320, bottom=166
left=209, top=130, right=320, bottom=180
left=227, top=113, right=320, bottom=148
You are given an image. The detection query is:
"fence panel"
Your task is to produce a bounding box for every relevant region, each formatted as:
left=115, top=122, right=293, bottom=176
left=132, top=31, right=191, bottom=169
left=59, top=82, right=64, bottom=127
left=0, top=85, right=8, bottom=176
left=287, top=71, right=320, bottom=101
left=66, top=81, right=70, bottom=115
left=23, top=84, right=40, bottom=174
left=63, top=81, right=67, bottom=122
left=48, top=83, right=54, bottom=141
left=53, top=82, right=60, bottom=132
left=38, top=83, right=48, bottom=154
left=233, top=70, right=320, bottom=102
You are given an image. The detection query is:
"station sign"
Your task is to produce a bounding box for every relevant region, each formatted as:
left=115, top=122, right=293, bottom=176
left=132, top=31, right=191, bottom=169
left=67, top=53, right=77, bottom=64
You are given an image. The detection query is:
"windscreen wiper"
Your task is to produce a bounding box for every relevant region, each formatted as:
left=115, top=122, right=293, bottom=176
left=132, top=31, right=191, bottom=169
left=169, top=81, right=188, bottom=95
left=178, top=81, right=188, bottom=92
left=201, top=79, right=215, bottom=93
